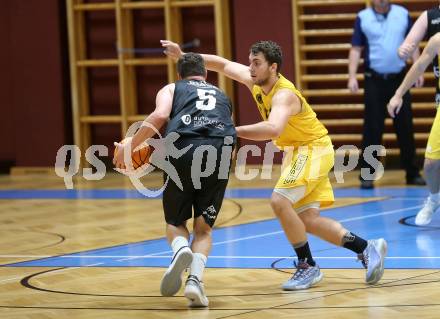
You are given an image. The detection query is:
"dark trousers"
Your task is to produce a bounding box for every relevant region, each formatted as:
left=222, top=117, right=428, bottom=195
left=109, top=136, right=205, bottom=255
left=359, top=71, right=419, bottom=179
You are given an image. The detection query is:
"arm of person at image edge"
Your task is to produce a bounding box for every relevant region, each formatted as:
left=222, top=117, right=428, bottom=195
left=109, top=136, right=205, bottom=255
left=399, top=10, right=426, bottom=87
left=113, top=84, right=174, bottom=170
left=399, top=10, right=427, bottom=61
left=388, top=33, right=440, bottom=118
left=160, top=39, right=299, bottom=141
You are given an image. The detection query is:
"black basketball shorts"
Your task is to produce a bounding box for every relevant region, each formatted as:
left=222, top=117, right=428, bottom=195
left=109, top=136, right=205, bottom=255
left=162, top=137, right=234, bottom=227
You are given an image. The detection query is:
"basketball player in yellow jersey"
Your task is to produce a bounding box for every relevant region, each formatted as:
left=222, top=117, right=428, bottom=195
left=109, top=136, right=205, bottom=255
left=161, top=40, right=387, bottom=289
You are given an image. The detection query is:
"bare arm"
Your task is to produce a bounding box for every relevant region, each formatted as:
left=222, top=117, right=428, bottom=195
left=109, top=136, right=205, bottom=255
left=113, top=84, right=174, bottom=169
left=411, top=47, right=425, bottom=88
left=398, top=11, right=428, bottom=60
left=236, top=89, right=301, bottom=141
left=388, top=33, right=440, bottom=118
left=160, top=40, right=253, bottom=90
left=348, top=46, right=362, bottom=93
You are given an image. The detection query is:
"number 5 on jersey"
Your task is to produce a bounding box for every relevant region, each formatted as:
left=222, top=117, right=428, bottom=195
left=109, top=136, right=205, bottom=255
left=196, top=89, right=217, bottom=110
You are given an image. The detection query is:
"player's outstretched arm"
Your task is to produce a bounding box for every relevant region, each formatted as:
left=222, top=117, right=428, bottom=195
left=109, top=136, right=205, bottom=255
left=161, top=40, right=253, bottom=90
left=388, top=33, right=440, bottom=118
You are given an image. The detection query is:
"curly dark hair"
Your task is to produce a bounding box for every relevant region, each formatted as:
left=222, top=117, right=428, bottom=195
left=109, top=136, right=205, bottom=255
left=177, top=52, right=206, bottom=78
left=250, top=41, right=283, bottom=73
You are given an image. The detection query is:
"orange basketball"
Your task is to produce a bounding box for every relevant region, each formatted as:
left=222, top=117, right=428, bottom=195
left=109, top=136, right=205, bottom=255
left=114, top=139, right=152, bottom=169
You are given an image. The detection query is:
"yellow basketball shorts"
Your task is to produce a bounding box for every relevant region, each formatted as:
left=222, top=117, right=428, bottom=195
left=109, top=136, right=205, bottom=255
left=275, top=135, right=335, bottom=211
left=425, top=107, right=440, bottom=160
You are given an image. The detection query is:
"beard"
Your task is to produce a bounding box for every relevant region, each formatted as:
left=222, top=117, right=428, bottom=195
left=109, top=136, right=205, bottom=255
left=254, top=74, right=271, bottom=86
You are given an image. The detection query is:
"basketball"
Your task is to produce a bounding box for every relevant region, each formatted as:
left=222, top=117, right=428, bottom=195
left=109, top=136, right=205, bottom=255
left=114, top=138, right=152, bottom=169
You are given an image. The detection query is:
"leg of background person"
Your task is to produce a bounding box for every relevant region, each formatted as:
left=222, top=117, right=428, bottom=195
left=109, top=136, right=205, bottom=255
left=414, top=158, right=440, bottom=225
left=360, top=76, right=386, bottom=181
left=414, top=110, right=440, bottom=225
left=424, top=158, right=440, bottom=193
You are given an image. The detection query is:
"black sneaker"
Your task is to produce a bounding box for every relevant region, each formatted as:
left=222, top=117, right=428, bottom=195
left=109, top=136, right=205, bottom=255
left=360, top=180, right=374, bottom=189
left=406, top=176, right=426, bottom=186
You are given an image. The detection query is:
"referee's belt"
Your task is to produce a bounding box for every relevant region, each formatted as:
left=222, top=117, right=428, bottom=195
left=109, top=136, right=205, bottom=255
left=365, top=69, right=404, bottom=80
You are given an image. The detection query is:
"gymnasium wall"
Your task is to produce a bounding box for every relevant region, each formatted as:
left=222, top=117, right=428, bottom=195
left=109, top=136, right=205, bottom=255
left=0, top=0, right=295, bottom=169
left=0, top=0, right=69, bottom=169
left=232, top=0, right=294, bottom=164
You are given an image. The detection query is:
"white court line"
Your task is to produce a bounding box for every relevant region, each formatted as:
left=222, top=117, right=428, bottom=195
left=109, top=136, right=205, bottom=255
left=1, top=255, right=439, bottom=259
left=388, top=198, right=426, bottom=200
left=336, top=204, right=422, bottom=223
left=117, top=248, right=173, bottom=262
left=0, top=202, right=425, bottom=285
left=212, top=204, right=424, bottom=247
left=4, top=205, right=422, bottom=263
left=7, top=204, right=424, bottom=263
left=114, top=204, right=425, bottom=262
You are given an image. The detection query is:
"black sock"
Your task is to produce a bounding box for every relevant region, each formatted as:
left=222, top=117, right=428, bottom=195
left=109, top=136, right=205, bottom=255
left=293, top=241, right=316, bottom=266
left=342, top=232, right=368, bottom=254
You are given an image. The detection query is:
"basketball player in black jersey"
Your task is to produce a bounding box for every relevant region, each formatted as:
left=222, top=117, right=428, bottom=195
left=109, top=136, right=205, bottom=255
left=113, top=53, right=236, bottom=307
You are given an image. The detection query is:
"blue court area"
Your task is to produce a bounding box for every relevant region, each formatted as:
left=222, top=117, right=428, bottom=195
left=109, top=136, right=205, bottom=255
left=3, top=187, right=440, bottom=269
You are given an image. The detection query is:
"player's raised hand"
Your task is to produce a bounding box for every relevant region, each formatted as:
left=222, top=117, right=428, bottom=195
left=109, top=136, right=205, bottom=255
left=160, top=40, right=183, bottom=61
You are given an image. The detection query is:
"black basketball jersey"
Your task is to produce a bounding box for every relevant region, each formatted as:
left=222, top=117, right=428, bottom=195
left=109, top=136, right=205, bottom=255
left=427, top=8, right=440, bottom=104
left=165, top=79, right=236, bottom=140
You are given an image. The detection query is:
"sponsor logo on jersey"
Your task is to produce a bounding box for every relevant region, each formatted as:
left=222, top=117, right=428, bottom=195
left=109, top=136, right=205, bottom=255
left=193, top=116, right=225, bottom=130
left=181, top=114, right=192, bottom=125
left=431, top=17, right=440, bottom=25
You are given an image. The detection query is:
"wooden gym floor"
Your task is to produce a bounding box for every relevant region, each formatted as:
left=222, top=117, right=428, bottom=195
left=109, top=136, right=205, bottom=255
left=0, top=169, right=439, bottom=318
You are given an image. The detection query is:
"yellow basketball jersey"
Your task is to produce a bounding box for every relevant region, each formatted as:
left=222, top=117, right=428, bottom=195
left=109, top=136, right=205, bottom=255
left=251, top=74, right=328, bottom=148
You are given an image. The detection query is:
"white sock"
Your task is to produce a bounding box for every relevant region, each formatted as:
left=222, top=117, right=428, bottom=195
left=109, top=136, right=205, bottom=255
left=428, top=192, right=440, bottom=203
left=171, top=236, right=189, bottom=256
left=189, top=253, right=207, bottom=281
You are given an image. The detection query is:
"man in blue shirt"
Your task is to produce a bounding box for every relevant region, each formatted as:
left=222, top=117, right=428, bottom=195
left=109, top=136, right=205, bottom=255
left=348, top=0, right=425, bottom=189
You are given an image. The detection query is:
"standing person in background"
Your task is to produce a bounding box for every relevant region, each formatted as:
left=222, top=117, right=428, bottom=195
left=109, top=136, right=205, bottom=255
left=391, top=5, right=440, bottom=226
left=348, top=0, right=425, bottom=189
